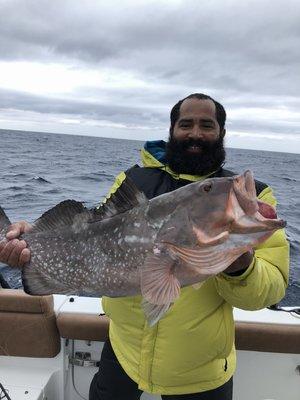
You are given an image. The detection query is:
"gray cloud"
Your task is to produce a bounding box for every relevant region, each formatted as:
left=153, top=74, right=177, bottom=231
left=1, top=87, right=299, bottom=138
left=0, top=0, right=299, bottom=146
left=0, top=88, right=166, bottom=127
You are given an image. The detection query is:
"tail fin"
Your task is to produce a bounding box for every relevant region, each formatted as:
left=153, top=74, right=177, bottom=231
left=0, top=207, right=11, bottom=242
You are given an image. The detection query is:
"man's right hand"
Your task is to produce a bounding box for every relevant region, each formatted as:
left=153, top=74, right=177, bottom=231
left=0, top=221, right=32, bottom=268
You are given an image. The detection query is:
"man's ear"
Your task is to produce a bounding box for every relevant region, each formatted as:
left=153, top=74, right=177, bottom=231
left=220, top=128, right=226, bottom=138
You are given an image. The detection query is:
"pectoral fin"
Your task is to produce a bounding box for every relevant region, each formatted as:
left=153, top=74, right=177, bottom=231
left=140, top=251, right=181, bottom=325
left=140, top=252, right=180, bottom=305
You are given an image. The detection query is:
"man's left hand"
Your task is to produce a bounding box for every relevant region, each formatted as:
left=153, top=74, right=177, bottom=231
left=224, top=250, right=254, bottom=275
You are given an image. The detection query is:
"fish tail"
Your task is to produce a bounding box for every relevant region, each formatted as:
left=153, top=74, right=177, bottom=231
left=0, top=207, right=12, bottom=242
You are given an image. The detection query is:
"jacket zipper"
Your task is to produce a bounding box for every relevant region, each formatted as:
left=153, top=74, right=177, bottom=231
left=224, top=358, right=228, bottom=372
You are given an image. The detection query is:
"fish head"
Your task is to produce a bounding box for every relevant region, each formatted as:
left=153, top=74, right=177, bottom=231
left=153, top=173, right=235, bottom=246
left=158, top=170, right=286, bottom=249
left=188, top=170, right=286, bottom=248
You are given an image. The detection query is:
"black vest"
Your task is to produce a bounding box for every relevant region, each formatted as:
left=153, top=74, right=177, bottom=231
left=126, top=166, right=267, bottom=200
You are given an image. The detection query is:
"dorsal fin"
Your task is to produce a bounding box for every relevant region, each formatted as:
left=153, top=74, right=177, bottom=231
left=94, top=175, right=148, bottom=220
left=30, top=177, right=148, bottom=234
left=31, top=200, right=89, bottom=233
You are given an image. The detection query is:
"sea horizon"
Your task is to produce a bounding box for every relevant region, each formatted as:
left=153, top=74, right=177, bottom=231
left=1, top=128, right=299, bottom=156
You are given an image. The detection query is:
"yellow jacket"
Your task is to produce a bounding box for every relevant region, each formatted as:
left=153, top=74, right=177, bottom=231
left=102, top=143, right=289, bottom=395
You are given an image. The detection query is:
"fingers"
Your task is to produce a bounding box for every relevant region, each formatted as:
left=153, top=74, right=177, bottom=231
left=6, top=221, right=32, bottom=240
left=0, top=239, right=31, bottom=268
left=0, top=220, right=32, bottom=268
left=19, top=248, right=31, bottom=267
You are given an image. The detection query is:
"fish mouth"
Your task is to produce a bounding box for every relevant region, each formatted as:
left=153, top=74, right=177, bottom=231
left=229, top=170, right=286, bottom=233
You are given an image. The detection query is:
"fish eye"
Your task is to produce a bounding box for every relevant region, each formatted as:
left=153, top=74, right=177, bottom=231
left=203, top=183, right=212, bottom=193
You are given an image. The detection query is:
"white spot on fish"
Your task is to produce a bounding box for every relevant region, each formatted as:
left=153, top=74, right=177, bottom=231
left=134, top=222, right=141, bottom=228
left=124, top=235, right=151, bottom=244
left=151, top=221, right=164, bottom=229
left=153, top=247, right=161, bottom=255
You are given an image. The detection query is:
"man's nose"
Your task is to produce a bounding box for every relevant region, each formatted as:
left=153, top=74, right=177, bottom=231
left=189, top=125, right=204, bottom=139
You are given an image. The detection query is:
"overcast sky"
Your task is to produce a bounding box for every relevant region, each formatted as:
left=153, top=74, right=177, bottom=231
left=0, top=0, right=299, bottom=153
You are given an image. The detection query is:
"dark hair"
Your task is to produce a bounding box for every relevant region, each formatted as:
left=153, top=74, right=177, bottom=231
left=169, top=93, right=226, bottom=134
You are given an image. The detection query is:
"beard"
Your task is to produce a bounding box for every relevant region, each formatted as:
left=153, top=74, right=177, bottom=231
left=165, top=135, right=226, bottom=176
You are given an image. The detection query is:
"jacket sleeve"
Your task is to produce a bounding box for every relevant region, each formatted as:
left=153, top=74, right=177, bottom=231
left=99, top=172, right=126, bottom=314
left=214, top=186, right=290, bottom=310
left=96, top=171, right=126, bottom=208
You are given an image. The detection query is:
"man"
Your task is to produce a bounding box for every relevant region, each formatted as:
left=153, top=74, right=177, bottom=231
left=0, top=93, right=289, bottom=399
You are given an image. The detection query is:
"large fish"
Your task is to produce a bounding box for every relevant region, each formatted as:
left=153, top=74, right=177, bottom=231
left=0, top=170, right=285, bottom=325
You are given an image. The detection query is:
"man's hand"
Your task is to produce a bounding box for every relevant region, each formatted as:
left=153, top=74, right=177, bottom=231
left=224, top=250, right=254, bottom=275
left=0, top=221, right=32, bottom=268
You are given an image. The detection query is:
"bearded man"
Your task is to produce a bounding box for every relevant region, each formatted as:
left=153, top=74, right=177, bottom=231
left=88, top=93, right=288, bottom=399
left=0, top=93, right=289, bottom=400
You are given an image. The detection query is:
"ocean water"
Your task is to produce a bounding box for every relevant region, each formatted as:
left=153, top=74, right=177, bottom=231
left=0, top=129, right=299, bottom=306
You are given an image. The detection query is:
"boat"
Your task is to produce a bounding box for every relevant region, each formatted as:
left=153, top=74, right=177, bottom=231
left=0, top=289, right=299, bottom=400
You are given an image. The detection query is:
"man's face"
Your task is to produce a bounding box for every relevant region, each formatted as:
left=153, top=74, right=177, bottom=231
left=173, top=98, right=223, bottom=148
left=165, top=98, right=226, bottom=175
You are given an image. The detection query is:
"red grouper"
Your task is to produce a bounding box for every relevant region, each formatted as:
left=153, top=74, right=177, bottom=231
left=0, top=170, right=286, bottom=326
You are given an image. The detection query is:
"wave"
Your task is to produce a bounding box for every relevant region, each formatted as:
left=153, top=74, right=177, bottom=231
left=282, top=177, right=298, bottom=182
left=6, top=173, right=29, bottom=179
left=70, top=173, right=115, bottom=182
left=32, top=176, right=51, bottom=184
left=42, top=188, right=61, bottom=195
left=8, top=186, right=23, bottom=191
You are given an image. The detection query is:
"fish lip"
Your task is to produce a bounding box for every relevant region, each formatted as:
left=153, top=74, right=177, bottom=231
left=231, top=171, right=259, bottom=216
left=230, top=216, right=287, bottom=233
